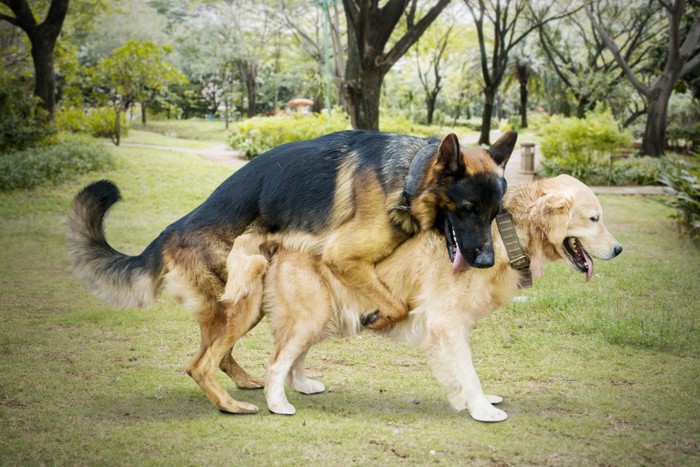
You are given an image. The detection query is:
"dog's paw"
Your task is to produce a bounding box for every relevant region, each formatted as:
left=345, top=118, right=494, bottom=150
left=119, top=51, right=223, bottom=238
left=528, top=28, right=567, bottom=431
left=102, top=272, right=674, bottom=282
left=469, top=400, right=507, bottom=423
left=219, top=400, right=259, bottom=415
left=292, top=379, right=326, bottom=395
left=485, top=394, right=503, bottom=405
left=268, top=401, right=297, bottom=415
left=360, top=310, right=380, bottom=327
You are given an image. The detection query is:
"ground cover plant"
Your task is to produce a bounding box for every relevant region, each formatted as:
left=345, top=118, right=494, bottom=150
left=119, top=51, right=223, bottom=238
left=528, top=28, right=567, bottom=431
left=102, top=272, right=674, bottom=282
left=0, top=134, right=113, bottom=191
left=0, top=143, right=698, bottom=465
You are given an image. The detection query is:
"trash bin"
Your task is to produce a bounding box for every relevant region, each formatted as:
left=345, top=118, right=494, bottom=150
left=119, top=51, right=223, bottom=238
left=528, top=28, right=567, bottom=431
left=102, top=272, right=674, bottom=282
left=520, top=142, right=535, bottom=174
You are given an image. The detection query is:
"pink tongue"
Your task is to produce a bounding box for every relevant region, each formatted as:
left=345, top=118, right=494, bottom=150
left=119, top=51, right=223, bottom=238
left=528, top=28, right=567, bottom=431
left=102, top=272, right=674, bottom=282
left=452, top=248, right=469, bottom=275
left=583, top=249, right=594, bottom=281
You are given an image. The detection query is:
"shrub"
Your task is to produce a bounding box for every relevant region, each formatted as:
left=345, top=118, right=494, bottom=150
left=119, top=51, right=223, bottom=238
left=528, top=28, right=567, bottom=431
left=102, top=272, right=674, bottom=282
left=0, top=80, right=55, bottom=152
left=56, top=107, right=91, bottom=134
left=499, top=115, right=522, bottom=132
left=0, top=134, right=114, bottom=191
left=56, top=107, right=128, bottom=141
left=87, top=107, right=128, bottom=141
left=539, top=109, right=639, bottom=185
left=379, top=114, right=441, bottom=138
left=228, top=112, right=350, bottom=159
left=658, top=157, right=700, bottom=238
left=667, top=121, right=700, bottom=152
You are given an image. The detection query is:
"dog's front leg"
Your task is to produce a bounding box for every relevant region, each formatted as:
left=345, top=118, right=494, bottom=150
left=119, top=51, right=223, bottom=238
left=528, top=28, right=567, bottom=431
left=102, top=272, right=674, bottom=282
left=322, top=255, right=407, bottom=330
left=423, top=325, right=507, bottom=422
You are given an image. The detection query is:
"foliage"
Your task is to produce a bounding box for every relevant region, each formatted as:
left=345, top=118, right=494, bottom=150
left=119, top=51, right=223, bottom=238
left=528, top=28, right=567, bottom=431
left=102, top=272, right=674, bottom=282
left=667, top=122, right=700, bottom=152
left=56, top=107, right=128, bottom=141
left=91, top=40, right=185, bottom=143
left=228, top=112, right=351, bottom=159
left=658, top=157, right=700, bottom=238
left=0, top=80, right=55, bottom=152
left=539, top=109, right=643, bottom=185
left=0, top=134, right=113, bottom=191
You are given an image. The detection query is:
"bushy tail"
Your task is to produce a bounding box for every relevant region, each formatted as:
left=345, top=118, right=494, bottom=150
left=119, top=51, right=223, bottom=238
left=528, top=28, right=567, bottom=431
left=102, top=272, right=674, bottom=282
left=67, top=180, right=167, bottom=308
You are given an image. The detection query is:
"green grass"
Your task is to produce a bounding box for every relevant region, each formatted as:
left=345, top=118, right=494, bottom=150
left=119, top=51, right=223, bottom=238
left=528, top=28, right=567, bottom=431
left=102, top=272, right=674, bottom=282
left=0, top=143, right=699, bottom=465
left=120, top=129, right=221, bottom=150
left=130, top=120, right=231, bottom=142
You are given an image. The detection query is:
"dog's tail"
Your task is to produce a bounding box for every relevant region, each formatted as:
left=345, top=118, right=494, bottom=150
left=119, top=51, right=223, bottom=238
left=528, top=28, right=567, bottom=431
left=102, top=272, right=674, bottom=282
left=67, top=180, right=168, bottom=308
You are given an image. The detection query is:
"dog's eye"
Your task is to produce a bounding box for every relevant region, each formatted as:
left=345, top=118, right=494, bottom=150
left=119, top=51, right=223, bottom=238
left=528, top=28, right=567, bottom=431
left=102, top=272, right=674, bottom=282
left=459, top=201, right=474, bottom=212
left=590, top=215, right=600, bottom=222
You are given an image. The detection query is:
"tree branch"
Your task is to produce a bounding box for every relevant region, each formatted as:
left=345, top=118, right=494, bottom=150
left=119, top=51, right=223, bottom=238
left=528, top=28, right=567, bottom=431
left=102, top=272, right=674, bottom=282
left=382, top=0, right=451, bottom=72
left=583, top=0, right=649, bottom=96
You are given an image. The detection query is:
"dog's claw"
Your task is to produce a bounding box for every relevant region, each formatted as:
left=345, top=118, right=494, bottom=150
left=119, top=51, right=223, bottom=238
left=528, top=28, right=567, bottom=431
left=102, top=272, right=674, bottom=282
left=361, top=310, right=380, bottom=327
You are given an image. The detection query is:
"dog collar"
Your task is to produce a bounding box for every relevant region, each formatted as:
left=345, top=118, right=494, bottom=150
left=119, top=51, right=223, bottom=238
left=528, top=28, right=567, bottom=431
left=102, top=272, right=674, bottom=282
left=393, top=143, right=440, bottom=213
left=495, top=212, right=532, bottom=288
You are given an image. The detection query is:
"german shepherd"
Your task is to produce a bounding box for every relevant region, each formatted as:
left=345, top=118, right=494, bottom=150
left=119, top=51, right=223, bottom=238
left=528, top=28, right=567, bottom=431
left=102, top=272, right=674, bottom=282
left=262, top=175, right=622, bottom=421
left=67, top=130, right=516, bottom=414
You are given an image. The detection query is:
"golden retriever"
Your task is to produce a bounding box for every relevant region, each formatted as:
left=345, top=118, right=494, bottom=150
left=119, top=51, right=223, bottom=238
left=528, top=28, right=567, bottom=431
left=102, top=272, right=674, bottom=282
left=257, top=175, right=622, bottom=422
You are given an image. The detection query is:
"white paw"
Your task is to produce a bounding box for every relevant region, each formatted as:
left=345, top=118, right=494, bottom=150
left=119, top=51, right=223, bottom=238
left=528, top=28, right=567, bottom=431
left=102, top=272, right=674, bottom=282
left=292, top=379, right=326, bottom=395
left=268, top=400, right=296, bottom=415
left=485, top=394, right=503, bottom=405
left=469, top=400, right=508, bottom=423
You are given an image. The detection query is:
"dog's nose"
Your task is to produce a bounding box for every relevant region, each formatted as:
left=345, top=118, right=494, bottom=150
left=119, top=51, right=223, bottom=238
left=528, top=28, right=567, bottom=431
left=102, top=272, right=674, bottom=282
left=473, top=250, right=495, bottom=268
left=612, top=244, right=623, bottom=257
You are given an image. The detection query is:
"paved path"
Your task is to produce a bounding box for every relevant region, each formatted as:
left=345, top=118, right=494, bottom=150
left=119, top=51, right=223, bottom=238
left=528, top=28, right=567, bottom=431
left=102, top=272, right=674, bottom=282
left=122, top=140, right=663, bottom=196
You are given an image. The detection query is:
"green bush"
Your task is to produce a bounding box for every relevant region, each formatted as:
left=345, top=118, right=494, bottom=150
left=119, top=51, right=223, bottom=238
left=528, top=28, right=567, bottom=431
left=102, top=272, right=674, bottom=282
left=667, top=121, right=700, bottom=152
left=539, top=109, right=641, bottom=185
left=499, top=115, right=522, bottom=132
left=0, top=80, right=55, bottom=152
left=87, top=107, right=128, bottom=140
left=658, top=157, right=700, bottom=238
left=0, top=134, right=114, bottom=191
left=228, top=112, right=350, bottom=159
left=56, top=107, right=91, bottom=134
left=57, top=107, right=128, bottom=141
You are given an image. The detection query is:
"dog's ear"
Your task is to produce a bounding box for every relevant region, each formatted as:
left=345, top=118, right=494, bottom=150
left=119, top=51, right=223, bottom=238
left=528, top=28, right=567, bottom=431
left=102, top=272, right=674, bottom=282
left=531, top=193, right=573, bottom=245
left=434, top=133, right=463, bottom=177
left=488, top=131, right=517, bottom=169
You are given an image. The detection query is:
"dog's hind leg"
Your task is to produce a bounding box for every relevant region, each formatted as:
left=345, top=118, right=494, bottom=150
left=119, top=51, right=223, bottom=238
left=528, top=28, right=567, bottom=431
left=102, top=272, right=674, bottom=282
left=217, top=233, right=270, bottom=390
left=287, top=349, right=326, bottom=395
left=187, top=291, right=264, bottom=414
left=219, top=312, right=265, bottom=390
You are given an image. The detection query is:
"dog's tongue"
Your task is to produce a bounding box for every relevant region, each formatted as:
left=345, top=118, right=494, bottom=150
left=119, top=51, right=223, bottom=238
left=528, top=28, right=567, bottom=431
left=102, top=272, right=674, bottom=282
left=583, top=247, right=594, bottom=281
left=452, top=248, right=469, bottom=275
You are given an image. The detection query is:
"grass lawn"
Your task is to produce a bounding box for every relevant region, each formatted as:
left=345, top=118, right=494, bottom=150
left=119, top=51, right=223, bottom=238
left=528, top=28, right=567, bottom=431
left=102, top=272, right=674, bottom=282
left=128, top=120, right=231, bottom=143
left=0, top=145, right=698, bottom=465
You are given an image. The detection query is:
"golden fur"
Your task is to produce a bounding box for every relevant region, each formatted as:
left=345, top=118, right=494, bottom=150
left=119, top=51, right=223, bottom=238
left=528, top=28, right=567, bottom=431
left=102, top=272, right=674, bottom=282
left=261, top=175, right=622, bottom=421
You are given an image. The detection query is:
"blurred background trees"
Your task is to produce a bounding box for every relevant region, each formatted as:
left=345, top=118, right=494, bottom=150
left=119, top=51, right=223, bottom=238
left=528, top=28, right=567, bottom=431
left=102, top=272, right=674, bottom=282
left=1, top=0, right=699, bottom=155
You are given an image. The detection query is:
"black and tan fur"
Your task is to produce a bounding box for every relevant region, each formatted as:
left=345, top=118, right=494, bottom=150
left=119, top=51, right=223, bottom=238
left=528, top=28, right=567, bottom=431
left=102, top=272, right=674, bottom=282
left=67, top=130, right=516, bottom=414
left=262, top=175, right=623, bottom=421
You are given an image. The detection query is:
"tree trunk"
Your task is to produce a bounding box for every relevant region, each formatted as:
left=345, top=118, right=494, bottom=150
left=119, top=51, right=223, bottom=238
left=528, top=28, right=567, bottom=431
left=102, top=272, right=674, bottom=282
left=238, top=60, right=257, bottom=118
left=141, top=102, right=147, bottom=124
left=245, top=73, right=256, bottom=118
left=479, top=87, right=496, bottom=145
left=30, top=36, right=57, bottom=119
left=518, top=67, right=528, bottom=128
left=641, top=86, right=673, bottom=156
left=575, top=95, right=591, bottom=119
left=426, top=91, right=437, bottom=125
left=343, top=64, right=383, bottom=130
left=113, top=106, right=122, bottom=146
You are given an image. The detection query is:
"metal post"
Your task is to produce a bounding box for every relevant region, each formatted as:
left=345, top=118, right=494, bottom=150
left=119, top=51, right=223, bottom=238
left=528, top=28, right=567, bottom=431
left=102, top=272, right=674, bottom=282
left=520, top=142, right=536, bottom=174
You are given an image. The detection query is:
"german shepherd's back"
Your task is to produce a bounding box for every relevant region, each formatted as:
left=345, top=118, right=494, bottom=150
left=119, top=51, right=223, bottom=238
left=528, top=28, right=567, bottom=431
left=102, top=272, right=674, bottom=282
left=67, top=131, right=430, bottom=309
